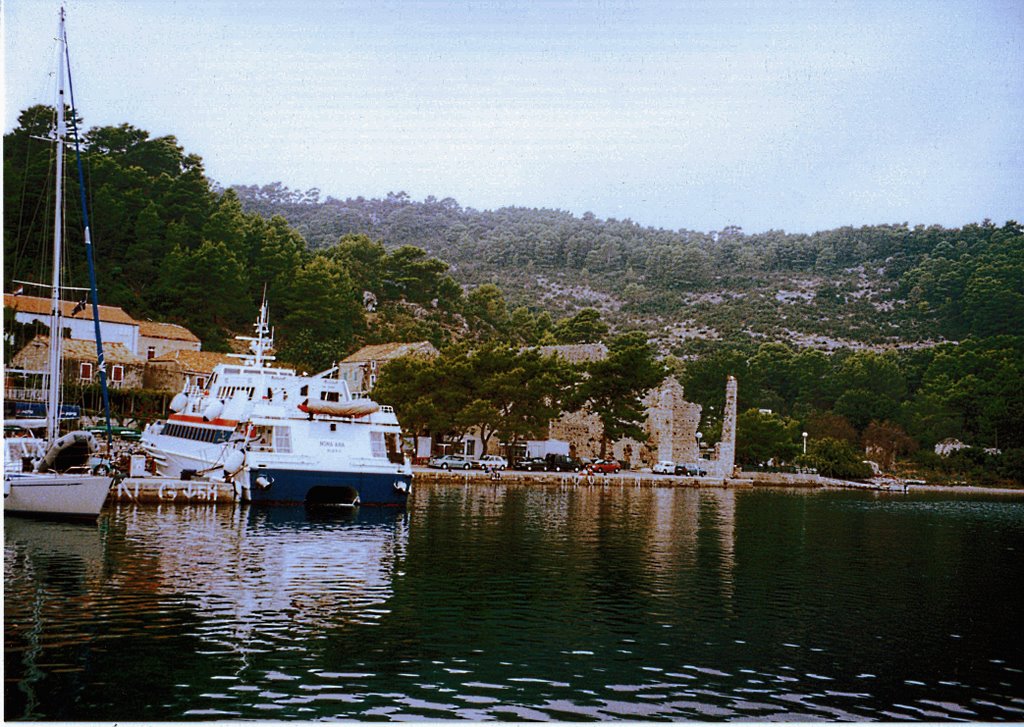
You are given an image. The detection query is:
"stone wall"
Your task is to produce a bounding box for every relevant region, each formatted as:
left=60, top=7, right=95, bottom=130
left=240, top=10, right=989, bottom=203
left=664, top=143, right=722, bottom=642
left=547, top=376, right=702, bottom=467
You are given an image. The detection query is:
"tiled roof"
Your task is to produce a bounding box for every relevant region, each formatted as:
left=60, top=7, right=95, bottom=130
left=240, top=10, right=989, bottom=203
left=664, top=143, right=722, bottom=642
left=138, top=320, right=200, bottom=342
left=149, top=349, right=236, bottom=374
left=341, top=341, right=439, bottom=363
left=4, top=293, right=137, bottom=325
left=17, top=335, right=145, bottom=365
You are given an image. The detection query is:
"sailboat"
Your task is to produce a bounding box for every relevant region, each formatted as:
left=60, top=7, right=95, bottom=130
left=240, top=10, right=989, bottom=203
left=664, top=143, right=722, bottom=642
left=4, top=9, right=112, bottom=521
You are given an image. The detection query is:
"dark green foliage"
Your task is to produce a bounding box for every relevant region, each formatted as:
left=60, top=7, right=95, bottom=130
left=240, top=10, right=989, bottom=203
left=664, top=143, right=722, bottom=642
left=799, top=437, right=874, bottom=480
left=735, top=408, right=802, bottom=466
left=577, top=332, right=668, bottom=455
left=372, top=345, right=577, bottom=448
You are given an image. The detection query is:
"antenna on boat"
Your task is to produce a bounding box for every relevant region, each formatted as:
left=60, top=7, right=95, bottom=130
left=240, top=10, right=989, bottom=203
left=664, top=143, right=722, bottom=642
left=230, top=289, right=275, bottom=367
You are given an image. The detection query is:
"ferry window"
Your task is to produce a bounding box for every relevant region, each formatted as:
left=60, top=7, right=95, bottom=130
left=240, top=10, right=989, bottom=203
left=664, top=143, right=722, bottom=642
left=111, top=365, right=124, bottom=383
left=79, top=362, right=93, bottom=381
left=274, top=426, right=292, bottom=454
left=370, top=431, right=386, bottom=459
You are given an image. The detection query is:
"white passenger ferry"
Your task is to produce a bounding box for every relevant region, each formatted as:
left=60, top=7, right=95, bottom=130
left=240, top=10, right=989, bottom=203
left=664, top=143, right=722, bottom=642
left=140, top=303, right=411, bottom=506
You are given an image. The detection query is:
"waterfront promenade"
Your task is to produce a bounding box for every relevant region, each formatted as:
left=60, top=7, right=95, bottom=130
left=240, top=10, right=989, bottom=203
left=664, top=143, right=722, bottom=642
left=107, top=466, right=1024, bottom=505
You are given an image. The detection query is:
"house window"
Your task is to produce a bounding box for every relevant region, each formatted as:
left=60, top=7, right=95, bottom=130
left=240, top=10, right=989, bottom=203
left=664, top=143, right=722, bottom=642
left=79, top=362, right=93, bottom=381
left=147, top=346, right=156, bottom=360
left=196, top=376, right=207, bottom=389
left=111, top=365, right=124, bottom=383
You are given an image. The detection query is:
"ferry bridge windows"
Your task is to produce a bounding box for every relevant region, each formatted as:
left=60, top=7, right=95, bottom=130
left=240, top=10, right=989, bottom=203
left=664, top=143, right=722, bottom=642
left=163, top=423, right=231, bottom=443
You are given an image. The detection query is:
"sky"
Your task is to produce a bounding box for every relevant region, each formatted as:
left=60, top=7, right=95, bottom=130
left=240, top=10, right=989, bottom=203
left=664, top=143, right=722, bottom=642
left=3, top=0, right=1023, bottom=234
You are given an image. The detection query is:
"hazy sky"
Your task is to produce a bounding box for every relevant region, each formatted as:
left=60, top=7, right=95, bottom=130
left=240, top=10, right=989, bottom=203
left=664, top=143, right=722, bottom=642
left=4, top=0, right=1022, bottom=233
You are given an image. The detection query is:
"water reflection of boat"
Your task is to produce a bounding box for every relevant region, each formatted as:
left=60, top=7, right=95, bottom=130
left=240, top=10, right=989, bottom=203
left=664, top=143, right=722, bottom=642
left=109, top=503, right=409, bottom=633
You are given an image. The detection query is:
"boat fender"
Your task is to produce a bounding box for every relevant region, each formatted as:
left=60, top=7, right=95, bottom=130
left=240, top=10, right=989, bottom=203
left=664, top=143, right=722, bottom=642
left=393, top=480, right=410, bottom=494
left=222, top=448, right=245, bottom=473
left=202, top=399, right=224, bottom=422
left=169, top=392, right=189, bottom=412
left=255, top=474, right=274, bottom=489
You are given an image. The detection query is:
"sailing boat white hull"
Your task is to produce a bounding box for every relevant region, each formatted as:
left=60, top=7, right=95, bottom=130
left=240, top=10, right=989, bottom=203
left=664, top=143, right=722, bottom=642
left=4, top=473, right=111, bottom=521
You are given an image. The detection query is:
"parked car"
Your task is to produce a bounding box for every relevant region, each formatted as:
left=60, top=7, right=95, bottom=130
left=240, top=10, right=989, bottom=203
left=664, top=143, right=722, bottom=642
left=545, top=453, right=582, bottom=472
left=652, top=460, right=676, bottom=474
left=515, top=457, right=549, bottom=472
left=477, top=455, right=508, bottom=470
left=428, top=454, right=473, bottom=470
left=675, top=462, right=707, bottom=476
left=590, top=458, right=622, bottom=474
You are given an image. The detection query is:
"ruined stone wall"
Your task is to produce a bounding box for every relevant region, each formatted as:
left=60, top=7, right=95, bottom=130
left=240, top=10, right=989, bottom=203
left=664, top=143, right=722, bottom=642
left=547, top=376, right=703, bottom=468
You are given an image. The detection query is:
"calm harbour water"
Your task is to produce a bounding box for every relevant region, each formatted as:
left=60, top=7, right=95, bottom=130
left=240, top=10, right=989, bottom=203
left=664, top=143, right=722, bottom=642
left=4, top=482, right=1023, bottom=722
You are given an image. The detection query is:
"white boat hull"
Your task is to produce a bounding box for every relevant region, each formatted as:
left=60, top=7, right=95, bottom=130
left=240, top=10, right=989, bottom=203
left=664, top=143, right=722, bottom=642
left=4, top=473, right=111, bottom=521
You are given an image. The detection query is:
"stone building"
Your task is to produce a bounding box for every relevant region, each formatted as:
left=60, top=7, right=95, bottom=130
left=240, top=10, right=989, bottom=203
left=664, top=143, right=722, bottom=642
left=138, top=321, right=201, bottom=360
left=10, top=335, right=146, bottom=390
left=547, top=376, right=702, bottom=468
left=5, top=294, right=202, bottom=360
left=143, top=350, right=236, bottom=392
left=537, top=344, right=703, bottom=468
left=338, top=341, right=439, bottom=395
left=6, top=293, right=141, bottom=355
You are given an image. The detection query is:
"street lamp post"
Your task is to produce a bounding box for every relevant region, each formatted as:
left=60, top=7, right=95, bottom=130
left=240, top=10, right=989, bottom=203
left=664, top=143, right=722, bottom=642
left=802, top=431, right=808, bottom=455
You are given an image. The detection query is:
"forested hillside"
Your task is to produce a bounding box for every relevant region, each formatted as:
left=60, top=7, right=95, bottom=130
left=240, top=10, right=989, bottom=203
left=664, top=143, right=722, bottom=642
left=231, top=183, right=1024, bottom=353
left=5, top=108, right=1023, bottom=480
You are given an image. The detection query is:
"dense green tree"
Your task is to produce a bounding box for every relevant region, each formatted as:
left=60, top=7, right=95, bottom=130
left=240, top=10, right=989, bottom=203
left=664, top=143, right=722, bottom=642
left=372, top=352, right=469, bottom=437
left=457, top=344, right=578, bottom=453
left=735, top=408, right=802, bottom=466
left=577, top=331, right=667, bottom=456
left=465, top=284, right=509, bottom=334
left=276, top=255, right=365, bottom=371
left=799, top=437, right=873, bottom=479
left=554, top=308, right=608, bottom=344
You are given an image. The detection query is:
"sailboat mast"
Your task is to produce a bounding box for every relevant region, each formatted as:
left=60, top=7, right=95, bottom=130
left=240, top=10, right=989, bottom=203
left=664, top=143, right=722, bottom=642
left=46, top=8, right=68, bottom=444
left=64, top=13, right=114, bottom=449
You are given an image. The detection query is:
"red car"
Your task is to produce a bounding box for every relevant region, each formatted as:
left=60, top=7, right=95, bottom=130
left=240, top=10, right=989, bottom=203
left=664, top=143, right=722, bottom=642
left=590, top=459, right=622, bottom=474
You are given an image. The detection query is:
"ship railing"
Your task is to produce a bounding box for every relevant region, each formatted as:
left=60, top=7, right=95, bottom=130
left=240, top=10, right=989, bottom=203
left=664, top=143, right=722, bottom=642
left=4, top=387, right=47, bottom=402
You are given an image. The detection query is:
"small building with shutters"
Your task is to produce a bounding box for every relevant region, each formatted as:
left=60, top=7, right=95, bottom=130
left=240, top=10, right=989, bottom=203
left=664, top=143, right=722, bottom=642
left=143, top=349, right=237, bottom=393
left=338, top=341, right=439, bottom=395
left=10, top=335, right=146, bottom=390
left=138, top=320, right=202, bottom=360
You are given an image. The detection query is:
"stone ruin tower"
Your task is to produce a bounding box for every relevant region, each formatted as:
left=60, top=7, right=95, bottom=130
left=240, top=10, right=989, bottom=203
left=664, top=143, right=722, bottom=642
left=716, top=375, right=738, bottom=478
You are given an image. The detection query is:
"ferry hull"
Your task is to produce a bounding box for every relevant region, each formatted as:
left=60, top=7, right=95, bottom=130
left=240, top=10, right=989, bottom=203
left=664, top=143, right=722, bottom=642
left=248, top=468, right=411, bottom=507
left=4, top=474, right=111, bottom=521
